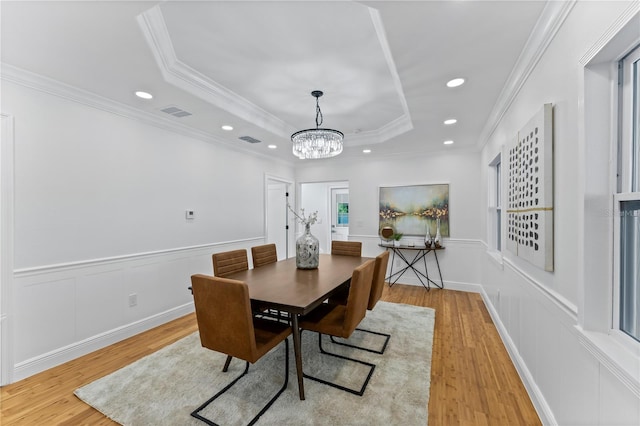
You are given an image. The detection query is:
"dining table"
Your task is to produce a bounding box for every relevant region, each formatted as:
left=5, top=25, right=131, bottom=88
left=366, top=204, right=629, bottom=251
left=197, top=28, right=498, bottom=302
left=225, top=253, right=371, bottom=400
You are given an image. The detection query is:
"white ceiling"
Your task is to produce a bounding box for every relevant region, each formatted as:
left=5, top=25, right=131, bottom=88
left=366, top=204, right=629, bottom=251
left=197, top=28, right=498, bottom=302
left=1, top=0, right=550, bottom=164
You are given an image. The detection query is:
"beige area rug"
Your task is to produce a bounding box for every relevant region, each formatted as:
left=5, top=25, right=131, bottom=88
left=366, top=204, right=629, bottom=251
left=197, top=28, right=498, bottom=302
left=75, top=301, right=435, bottom=425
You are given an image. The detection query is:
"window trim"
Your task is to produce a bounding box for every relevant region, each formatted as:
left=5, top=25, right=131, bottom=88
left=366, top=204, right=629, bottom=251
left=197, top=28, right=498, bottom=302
left=487, top=151, right=504, bottom=266
left=578, top=4, right=640, bottom=394
left=614, top=46, right=640, bottom=344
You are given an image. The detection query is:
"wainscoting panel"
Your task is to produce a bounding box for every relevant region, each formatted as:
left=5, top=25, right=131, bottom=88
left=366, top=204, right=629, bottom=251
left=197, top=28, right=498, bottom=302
left=481, top=251, right=640, bottom=425
left=11, top=238, right=262, bottom=382
left=76, top=269, right=126, bottom=341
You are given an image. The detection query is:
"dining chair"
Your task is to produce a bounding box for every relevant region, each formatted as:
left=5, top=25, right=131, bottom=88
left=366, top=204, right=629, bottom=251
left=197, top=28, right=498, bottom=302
left=251, top=244, right=278, bottom=268
left=331, top=240, right=362, bottom=257
left=299, top=259, right=376, bottom=396
left=328, top=240, right=362, bottom=303
left=190, top=274, right=291, bottom=426
left=212, top=249, right=249, bottom=277
left=250, top=244, right=288, bottom=322
left=330, top=250, right=391, bottom=354
left=187, top=248, right=249, bottom=295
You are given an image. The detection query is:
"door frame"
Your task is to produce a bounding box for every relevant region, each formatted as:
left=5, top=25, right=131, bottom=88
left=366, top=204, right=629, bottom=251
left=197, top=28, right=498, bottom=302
left=264, top=174, right=294, bottom=259
left=329, top=185, right=349, bottom=241
left=1, top=114, right=15, bottom=385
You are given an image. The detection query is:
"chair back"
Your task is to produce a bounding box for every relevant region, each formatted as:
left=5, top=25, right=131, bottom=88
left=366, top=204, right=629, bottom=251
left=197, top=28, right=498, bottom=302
left=368, top=251, right=390, bottom=310
left=251, top=244, right=278, bottom=268
left=212, top=249, right=249, bottom=277
left=343, top=259, right=375, bottom=336
left=190, top=274, right=258, bottom=362
left=331, top=241, right=362, bottom=257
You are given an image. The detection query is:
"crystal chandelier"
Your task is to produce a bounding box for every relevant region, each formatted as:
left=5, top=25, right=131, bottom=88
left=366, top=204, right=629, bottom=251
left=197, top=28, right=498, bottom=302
left=291, top=90, right=344, bottom=159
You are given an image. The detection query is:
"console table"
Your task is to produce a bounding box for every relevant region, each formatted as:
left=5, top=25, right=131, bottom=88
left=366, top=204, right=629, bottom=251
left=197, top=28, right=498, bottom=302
left=379, top=244, right=445, bottom=290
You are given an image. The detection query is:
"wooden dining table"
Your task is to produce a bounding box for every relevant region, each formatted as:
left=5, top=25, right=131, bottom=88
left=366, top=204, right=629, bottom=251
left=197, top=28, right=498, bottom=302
left=226, top=253, right=371, bottom=400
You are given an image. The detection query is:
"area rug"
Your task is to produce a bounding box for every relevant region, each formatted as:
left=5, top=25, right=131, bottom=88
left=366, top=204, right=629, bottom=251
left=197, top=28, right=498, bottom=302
left=75, top=301, right=435, bottom=425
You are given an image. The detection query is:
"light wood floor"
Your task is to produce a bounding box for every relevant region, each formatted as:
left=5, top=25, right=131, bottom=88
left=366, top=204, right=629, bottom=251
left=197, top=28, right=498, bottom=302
left=1, top=285, right=541, bottom=425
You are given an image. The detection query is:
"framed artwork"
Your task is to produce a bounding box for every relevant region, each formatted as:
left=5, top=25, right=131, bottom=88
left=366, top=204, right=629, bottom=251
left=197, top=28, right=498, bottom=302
left=506, top=103, right=553, bottom=271
left=379, top=184, right=449, bottom=236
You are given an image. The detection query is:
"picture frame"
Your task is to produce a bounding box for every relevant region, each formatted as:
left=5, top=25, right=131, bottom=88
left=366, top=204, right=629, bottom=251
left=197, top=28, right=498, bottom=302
left=379, top=184, right=449, bottom=237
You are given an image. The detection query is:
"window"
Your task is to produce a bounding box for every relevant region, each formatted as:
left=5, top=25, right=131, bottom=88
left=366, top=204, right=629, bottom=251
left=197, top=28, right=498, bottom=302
left=616, top=45, right=640, bottom=342
left=336, top=194, right=349, bottom=227
left=488, top=153, right=502, bottom=252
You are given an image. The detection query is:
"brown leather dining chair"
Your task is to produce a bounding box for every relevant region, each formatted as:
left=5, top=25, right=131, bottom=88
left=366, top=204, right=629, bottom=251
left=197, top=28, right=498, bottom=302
left=299, top=259, right=376, bottom=396
left=331, top=240, right=362, bottom=256
left=187, top=249, right=249, bottom=296
left=251, top=244, right=288, bottom=321
left=190, top=274, right=291, bottom=426
left=212, top=249, right=249, bottom=277
left=251, top=244, right=278, bottom=268
left=330, top=250, right=391, bottom=354
left=328, top=240, right=362, bottom=304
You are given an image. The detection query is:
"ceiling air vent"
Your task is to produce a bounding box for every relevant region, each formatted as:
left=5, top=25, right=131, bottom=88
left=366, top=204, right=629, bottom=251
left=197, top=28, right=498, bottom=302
left=160, top=106, right=192, bottom=118
left=239, top=136, right=262, bottom=144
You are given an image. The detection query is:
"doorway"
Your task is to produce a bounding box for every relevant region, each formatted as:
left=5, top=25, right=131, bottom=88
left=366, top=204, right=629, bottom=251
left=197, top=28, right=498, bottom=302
left=265, top=175, right=293, bottom=259
left=330, top=187, right=349, bottom=242
left=299, top=181, right=349, bottom=253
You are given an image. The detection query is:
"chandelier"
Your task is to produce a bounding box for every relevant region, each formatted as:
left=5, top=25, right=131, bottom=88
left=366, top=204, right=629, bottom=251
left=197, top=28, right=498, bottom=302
left=291, top=90, right=344, bottom=159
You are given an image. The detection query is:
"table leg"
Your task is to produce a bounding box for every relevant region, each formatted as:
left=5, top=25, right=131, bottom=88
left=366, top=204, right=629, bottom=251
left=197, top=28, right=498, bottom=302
left=291, top=314, right=305, bottom=400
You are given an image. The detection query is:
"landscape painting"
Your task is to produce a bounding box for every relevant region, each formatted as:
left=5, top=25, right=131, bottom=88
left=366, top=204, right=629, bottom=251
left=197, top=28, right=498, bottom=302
left=379, top=184, right=449, bottom=236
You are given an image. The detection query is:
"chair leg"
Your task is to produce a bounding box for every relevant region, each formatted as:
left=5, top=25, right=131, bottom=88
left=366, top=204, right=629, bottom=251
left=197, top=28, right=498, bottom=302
left=191, top=339, right=289, bottom=426
left=329, top=328, right=391, bottom=354
left=222, top=355, right=233, bottom=372
left=302, top=332, right=376, bottom=397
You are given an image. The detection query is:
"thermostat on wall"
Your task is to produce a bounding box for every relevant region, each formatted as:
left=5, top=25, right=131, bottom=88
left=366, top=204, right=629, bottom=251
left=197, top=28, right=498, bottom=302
left=185, top=210, right=195, bottom=219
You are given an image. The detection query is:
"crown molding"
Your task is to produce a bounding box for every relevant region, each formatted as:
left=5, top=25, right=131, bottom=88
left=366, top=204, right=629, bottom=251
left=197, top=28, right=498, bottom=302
left=0, top=63, right=294, bottom=167
left=579, top=1, right=640, bottom=66
left=136, top=5, right=296, bottom=139
left=476, top=0, right=577, bottom=150
left=137, top=3, right=413, bottom=147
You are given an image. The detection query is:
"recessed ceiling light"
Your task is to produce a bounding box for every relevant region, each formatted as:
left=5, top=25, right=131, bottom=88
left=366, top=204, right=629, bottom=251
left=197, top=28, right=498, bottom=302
left=221, top=125, right=233, bottom=131
left=446, top=78, right=465, bottom=88
left=135, top=91, right=153, bottom=99
left=444, top=119, right=457, bottom=125
left=444, top=140, right=454, bottom=145
left=363, top=149, right=371, bottom=154
left=268, top=144, right=277, bottom=149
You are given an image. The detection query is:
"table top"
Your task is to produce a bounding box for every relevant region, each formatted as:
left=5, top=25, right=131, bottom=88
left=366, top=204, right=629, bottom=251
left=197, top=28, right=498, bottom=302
left=379, top=243, right=445, bottom=251
left=226, top=254, right=371, bottom=315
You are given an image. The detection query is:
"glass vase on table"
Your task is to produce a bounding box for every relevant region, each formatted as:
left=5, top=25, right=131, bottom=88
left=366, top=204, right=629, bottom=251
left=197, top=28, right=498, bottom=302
left=296, top=223, right=319, bottom=269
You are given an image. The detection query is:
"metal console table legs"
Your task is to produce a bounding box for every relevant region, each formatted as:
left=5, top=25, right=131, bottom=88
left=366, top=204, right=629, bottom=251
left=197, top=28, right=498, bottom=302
left=380, top=245, right=445, bottom=290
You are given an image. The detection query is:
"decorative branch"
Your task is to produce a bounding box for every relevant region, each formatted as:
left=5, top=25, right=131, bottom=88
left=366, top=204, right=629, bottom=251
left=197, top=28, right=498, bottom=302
left=287, top=203, right=318, bottom=226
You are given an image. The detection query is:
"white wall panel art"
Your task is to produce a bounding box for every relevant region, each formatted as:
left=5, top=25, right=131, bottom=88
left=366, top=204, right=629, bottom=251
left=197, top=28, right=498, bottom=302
left=507, top=103, right=554, bottom=271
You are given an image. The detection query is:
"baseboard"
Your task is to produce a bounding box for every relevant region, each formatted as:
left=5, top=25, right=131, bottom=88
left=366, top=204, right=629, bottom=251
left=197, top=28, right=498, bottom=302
left=479, top=288, right=557, bottom=425
left=12, top=302, right=194, bottom=382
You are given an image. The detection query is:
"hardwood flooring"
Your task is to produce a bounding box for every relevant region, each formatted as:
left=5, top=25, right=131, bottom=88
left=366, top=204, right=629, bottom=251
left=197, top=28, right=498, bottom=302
left=1, top=285, right=541, bottom=425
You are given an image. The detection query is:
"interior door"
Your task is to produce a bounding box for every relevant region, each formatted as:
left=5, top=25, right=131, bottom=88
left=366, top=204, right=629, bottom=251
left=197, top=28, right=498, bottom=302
left=266, top=179, right=290, bottom=259
left=330, top=187, right=349, bottom=241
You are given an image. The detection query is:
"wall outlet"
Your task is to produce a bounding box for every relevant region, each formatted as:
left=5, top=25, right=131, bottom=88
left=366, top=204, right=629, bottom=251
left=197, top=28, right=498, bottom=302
left=185, top=210, right=195, bottom=219
left=129, top=293, right=138, bottom=307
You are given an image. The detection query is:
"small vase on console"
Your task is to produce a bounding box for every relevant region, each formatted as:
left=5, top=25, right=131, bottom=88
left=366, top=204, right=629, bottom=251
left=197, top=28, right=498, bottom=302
left=424, top=225, right=433, bottom=248
left=434, top=218, right=443, bottom=248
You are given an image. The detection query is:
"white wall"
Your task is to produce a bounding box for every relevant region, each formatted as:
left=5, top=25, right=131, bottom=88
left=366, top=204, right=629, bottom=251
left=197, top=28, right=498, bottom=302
left=479, top=2, right=640, bottom=425
left=295, top=150, right=483, bottom=292
left=2, top=78, right=294, bottom=380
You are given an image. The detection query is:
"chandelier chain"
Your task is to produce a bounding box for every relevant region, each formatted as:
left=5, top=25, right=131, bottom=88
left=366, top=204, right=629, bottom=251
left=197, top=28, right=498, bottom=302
left=315, top=97, right=323, bottom=128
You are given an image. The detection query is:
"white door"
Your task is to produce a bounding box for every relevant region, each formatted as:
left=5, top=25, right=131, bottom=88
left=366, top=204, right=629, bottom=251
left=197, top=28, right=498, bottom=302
left=266, top=179, right=290, bottom=259
left=331, top=187, right=349, bottom=241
